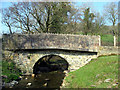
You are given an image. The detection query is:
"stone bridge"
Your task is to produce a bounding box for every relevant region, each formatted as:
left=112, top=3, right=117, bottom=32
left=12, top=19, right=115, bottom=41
left=2, top=33, right=100, bottom=75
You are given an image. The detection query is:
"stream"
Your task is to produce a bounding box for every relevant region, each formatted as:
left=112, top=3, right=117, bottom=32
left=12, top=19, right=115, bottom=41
left=13, top=71, right=66, bottom=88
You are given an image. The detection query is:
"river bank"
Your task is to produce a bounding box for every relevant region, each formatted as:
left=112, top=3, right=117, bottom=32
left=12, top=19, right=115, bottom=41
left=1, top=60, right=22, bottom=88
left=63, top=55, right=119, bottom=88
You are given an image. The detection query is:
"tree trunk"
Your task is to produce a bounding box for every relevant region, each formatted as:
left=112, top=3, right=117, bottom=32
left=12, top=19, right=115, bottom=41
left=46, top=7, right=51, bottom=33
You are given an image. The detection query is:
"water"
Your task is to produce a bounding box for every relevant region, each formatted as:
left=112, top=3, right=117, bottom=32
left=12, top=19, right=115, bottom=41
left=13, top=71, right=66, bottom=88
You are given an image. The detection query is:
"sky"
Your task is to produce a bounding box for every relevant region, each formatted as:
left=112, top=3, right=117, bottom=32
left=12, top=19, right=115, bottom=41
left=0, top=0, right=119, bottom=35
left=75, top=2, right=108, bottom=15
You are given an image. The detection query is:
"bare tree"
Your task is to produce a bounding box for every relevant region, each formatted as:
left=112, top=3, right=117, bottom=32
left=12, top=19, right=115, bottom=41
left=2, top=7, right=13, bottom=34
left=30, top=2, right=46, bottom=33
left=12, top=2, right=34, bottom=34
left=104, top=2, right=118, bottom=26
left=104, top=2, right=118, bottom=35
left=2, top=2, right=76, bottom=34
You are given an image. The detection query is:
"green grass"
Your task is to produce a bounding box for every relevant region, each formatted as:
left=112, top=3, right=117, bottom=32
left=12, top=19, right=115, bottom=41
left=2, top=60, right=22, bottom=83
left=101, top=34, right=114, bottom=46
left=65, top=55, right=118, bottom=88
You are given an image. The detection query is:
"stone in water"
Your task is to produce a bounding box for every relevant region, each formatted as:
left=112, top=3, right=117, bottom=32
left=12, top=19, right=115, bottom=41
left=27, top=83, right=32, bottom=86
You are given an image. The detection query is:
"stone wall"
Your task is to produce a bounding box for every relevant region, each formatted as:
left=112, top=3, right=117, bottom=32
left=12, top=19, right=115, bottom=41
left=2, top=33, right=99, bottom=52
left=5, top=50, right=97, bottom=75
left=98, top=46, right=119, bottom=56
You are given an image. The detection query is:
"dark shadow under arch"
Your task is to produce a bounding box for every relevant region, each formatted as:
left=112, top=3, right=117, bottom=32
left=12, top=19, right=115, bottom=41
left=33, top=54, right=69, bottom=74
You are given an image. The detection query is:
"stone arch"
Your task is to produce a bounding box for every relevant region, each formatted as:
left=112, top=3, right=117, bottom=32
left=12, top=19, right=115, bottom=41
left=32, top=54, right=69, bottom=74
left=12, top=50, right=97, bottom=74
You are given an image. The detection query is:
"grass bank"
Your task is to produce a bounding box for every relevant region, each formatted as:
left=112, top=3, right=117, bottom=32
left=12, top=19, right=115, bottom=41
left=64, top=55, right=118, bottom=88
left=2, top=60, right=22, bottom=83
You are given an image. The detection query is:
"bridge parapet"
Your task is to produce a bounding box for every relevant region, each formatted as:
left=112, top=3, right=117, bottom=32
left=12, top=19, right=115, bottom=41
left=2, top=33, right=99, bottom=52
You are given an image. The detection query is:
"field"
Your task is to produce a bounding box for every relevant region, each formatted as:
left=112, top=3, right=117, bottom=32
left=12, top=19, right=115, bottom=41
left=101, top=34, right=114, bottom=46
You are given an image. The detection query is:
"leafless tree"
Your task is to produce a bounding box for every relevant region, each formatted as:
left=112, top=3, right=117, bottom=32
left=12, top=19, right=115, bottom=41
left=2, top=2, right=75, bottom=34
left=2, top=7, right=13, bottom=34
left=104, top=2, right=118, bottom=35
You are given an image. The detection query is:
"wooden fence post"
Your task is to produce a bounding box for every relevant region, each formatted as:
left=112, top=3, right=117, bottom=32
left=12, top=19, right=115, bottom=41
left=114, top=36, right=116, bottom=47
left=99, top=35, right=101, bottom=46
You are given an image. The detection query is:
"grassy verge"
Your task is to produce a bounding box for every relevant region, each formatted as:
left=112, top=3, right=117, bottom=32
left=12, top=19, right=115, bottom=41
left=64, top=55, right=118, bottom=88
left=2, top=60, right=22, bottom=83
